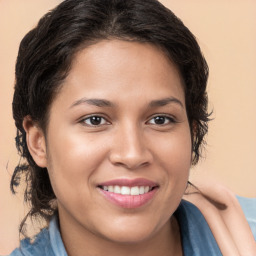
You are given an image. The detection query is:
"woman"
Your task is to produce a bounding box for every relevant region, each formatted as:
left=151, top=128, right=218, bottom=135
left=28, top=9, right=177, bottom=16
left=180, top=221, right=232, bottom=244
left=9, top=0, right=256, bottom=255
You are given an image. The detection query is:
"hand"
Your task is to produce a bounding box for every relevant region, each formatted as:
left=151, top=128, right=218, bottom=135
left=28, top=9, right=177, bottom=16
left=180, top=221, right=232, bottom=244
left=183, top=181, right=256, bottom=256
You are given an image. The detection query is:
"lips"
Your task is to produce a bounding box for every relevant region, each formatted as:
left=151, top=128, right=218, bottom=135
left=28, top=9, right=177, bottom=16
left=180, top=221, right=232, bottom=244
left=97, top=178, right=159, bottom=208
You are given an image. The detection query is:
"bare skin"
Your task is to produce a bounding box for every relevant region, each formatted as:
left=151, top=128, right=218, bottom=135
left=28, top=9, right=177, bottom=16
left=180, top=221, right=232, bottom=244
left=24, top=40, right=190, bottom=256
left=184, top=181, right=256, bottom=256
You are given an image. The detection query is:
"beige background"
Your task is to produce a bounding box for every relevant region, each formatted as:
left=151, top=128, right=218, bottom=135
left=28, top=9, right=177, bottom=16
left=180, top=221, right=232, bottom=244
left=0, top=0, right=255, bottom=254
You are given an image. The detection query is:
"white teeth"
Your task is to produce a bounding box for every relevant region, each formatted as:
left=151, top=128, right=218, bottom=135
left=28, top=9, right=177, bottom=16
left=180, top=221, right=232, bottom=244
left=121, top=186, right=130, bottom=195
left=102, top=185, right=152, bottom=195
left=139, top=186, right=145, bottom=195
left=114, top=185, right=121, bottom=194
left=131, top=186, right=139, bottom=195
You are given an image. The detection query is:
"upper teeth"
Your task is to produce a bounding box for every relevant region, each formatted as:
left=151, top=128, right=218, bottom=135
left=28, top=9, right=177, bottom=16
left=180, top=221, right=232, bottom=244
left=102, top=185, right=150, bottom=195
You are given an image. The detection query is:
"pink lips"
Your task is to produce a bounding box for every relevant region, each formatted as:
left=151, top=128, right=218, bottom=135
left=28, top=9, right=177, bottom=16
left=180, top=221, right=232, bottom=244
left=98, top=178, right=159, bottom=209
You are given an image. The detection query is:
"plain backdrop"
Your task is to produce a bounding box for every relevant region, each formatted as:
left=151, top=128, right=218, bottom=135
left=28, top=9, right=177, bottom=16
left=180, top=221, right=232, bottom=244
left=0, top=0, right=256, bottom=254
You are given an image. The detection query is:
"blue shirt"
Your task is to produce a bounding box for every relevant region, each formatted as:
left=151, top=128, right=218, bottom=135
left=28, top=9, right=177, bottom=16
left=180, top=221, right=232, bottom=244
left=9, top=197, right=256, bottom=256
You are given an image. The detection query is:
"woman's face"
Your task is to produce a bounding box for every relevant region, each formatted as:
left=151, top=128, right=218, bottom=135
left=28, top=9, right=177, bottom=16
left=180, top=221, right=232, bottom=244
left=43, top=40, right=191, bottom=244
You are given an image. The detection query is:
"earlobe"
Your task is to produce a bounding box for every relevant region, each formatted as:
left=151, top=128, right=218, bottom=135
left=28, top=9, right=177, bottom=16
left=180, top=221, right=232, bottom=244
left=23, top=116, right=47, bottom=168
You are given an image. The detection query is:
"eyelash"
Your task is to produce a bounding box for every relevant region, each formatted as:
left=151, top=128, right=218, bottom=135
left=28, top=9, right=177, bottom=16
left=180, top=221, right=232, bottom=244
left=146, top=115, right=177, bottom=126
left=80, top=114, right=176, bottom=127
left=80, top=115, right=110, bottom=127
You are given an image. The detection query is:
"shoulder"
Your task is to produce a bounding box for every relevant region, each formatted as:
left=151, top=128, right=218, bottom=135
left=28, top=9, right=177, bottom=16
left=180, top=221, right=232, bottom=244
left=9, top=228, right=54, bottom=256
left=9, top=215, right=67, bottom=256
left=175, top=200, right=222, bottom=255
left=183, top=182, right=256, bottom=254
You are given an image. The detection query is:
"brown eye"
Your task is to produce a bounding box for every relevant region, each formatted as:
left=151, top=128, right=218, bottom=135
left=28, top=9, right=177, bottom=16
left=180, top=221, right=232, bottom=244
left=148, top=115, right=175, bottom=125
left=83, top=116, right=108, bottom=126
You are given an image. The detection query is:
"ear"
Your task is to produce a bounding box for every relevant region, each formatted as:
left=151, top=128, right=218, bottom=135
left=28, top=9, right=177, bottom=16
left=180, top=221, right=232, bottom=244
left=23, top=116, right=47, bottom=168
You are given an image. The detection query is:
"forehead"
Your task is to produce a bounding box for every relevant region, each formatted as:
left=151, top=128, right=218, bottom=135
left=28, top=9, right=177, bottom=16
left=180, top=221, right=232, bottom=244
left=54, top=40, right=185, bottom=108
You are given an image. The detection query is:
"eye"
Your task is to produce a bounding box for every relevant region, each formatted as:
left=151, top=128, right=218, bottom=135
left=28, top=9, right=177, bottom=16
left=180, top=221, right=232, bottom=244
left=81, top=116, right=109, bottom=126
left=147, top=115, right=176, bottom=125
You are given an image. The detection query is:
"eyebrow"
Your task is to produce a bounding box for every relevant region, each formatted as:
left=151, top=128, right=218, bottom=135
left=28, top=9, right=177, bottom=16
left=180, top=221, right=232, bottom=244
left=69, top=96, right=184, bottom=109
left=69, top=98, right=114, bottom=109
left=149, top=97, right=184, bottom=108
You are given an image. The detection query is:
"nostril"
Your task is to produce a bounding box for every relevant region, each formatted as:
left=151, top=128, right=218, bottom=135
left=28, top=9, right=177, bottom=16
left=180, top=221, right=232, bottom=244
left=109, top=157, right=150, bottom=170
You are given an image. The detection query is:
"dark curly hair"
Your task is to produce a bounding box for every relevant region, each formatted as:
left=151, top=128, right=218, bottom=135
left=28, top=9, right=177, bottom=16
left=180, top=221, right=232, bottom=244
left=11, top=0, right=210, bottom=235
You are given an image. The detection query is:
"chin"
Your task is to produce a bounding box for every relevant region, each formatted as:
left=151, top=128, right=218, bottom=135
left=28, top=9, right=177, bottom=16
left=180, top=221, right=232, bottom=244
left=104, top=229, right=155, bottom=244
left=97, top=217, right=166, bottom=244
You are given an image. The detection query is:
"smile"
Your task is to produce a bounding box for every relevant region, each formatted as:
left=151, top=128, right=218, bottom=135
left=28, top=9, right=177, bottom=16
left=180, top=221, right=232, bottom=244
left=97, top=179, right=159, bottom=208
left=100, top=185, right=153, bottom=195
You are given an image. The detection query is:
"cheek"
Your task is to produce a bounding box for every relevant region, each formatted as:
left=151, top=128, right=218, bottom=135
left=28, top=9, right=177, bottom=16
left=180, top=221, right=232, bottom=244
left=154, top=126, right=191, bottom=190
left=45, top=132, right=107, bottom=200
left=48, top=130, right=105, bottom=169
left=155, top=127, right=192, bottom=169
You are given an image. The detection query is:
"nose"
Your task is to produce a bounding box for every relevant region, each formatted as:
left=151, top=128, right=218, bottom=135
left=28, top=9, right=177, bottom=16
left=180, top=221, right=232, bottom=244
left=109, top=124, right=153, bottom=170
